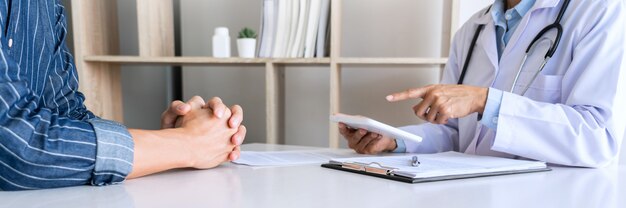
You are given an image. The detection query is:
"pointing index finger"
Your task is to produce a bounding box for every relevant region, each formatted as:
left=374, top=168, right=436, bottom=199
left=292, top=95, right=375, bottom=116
left=386, top=86, right=432, bottom=102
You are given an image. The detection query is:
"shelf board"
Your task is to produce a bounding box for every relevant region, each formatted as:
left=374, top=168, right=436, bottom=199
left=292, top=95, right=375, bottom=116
left=83, top=55, right=331, bottom=65
left=83, top=56, right=448, bottom=66
left=337, top=57, right=448, bottom=65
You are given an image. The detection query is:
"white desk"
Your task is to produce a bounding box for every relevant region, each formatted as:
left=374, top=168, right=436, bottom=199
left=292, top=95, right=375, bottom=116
left=1, top=143, right=625, bottom=208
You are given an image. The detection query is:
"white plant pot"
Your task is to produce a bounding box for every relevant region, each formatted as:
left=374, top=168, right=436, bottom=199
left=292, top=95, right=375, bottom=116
left=237, top=38, right=257, bottom=58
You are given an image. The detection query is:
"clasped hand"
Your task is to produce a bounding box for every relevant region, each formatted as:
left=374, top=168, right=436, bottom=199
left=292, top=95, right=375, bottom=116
left=161, top=96, right=246, bottom=169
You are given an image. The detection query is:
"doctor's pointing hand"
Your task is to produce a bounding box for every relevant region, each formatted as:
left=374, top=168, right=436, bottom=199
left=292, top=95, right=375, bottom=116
left=339, top=0, right=626, bottom=168
left=386, top=85, right=488, bottom=125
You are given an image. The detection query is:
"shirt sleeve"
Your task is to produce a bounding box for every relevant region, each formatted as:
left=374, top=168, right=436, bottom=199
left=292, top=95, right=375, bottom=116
left=88, top=119, right=134, bottom=186
left=0, top=81, right=134, bottom=191
left=397, top=123, right=458, bottom=153
left=0, top=59, right=133, bottom=190
left=479, top=88, right=504, bottom=129
left=392, top=139, right=406, bottom=153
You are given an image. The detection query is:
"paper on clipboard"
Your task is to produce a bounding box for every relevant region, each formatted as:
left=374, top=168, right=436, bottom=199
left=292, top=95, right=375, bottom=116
left=330, top=114, right=423, bottom=143
left=323, top=152, right=550, bottom=183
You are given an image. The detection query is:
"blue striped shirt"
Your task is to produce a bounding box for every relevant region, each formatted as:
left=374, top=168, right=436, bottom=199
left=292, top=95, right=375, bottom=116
left=0, top=0, right=134, bottom=191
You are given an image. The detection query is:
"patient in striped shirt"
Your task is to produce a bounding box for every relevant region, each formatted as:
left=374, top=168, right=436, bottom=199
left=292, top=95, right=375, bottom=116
left=0, top=0, right=246, bottom=191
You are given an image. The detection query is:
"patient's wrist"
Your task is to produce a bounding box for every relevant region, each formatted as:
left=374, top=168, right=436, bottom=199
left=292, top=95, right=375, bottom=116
left=165, top=128, right=196, bottom=168
left=146, top=128, right=195, bottom=169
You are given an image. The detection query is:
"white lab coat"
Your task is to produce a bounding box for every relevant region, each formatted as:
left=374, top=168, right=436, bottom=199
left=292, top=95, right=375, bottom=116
left=399, top=0, right=626, bottom=167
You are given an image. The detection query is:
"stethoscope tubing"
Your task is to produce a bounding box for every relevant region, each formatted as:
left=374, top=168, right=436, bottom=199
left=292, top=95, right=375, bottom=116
left=459, top=0, right=571, bottom=95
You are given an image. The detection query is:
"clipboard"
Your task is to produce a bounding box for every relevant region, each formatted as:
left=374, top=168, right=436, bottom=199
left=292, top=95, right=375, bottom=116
left=321, top=153, right=552, bottom=184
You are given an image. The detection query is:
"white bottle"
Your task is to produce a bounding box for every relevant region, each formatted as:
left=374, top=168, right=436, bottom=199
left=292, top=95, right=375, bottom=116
left=212, top=27, right=231, bottom=58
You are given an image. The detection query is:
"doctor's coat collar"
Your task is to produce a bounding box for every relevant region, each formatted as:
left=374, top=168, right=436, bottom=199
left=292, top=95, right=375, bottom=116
left=474, top=0, right=561, bottom=25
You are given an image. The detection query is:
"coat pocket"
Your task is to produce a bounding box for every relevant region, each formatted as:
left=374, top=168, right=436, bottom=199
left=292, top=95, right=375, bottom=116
left=513, top=71, right=563, bottom=103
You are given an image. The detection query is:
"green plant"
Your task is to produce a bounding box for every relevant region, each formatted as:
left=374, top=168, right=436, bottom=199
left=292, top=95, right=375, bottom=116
left=238, top=27, right=257, bottom=39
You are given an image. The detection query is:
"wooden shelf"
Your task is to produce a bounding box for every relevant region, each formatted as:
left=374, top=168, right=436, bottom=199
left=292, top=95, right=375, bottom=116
left=84, top=55, right=331, bottom=65
left=337, top=57, right=448, bottom=65
left=83, top=55, right=447, bottom=66
left=72, top=0, right=459, bottom=148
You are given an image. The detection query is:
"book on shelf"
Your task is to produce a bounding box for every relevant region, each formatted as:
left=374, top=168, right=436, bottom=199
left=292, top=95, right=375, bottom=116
left=271, top=0, right=287, bottom=57
left=289, top=0, right=309, bottom=57
left=258, top=0, right=278, bottom=58
left=258, top=0, right=330, bottom=58
left=285, top=0, right=299, bottom=58
left=315, top=0, right=330, bottom=58
left=303, top=0, right=321, bottom=58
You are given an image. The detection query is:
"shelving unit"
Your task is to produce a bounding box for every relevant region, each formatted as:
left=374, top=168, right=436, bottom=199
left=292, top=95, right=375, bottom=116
left=70, top=0, right=459, bottom=148
left=84, top=55, right=332, bottom=65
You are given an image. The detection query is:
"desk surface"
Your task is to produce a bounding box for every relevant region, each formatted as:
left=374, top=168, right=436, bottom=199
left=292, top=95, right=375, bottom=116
left=1, top=143, right=625, bottom=208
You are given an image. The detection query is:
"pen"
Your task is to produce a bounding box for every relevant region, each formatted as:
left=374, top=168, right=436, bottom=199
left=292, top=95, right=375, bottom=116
left=411, top=156, right=420, bottom=167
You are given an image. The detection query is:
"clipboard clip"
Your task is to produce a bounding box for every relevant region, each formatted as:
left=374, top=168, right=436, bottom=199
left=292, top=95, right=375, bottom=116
left=341, top=162, right=399, bottom=176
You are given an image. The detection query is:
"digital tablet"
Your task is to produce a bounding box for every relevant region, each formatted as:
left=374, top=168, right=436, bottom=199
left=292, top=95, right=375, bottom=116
left=330, top=114, right=423, bottom=143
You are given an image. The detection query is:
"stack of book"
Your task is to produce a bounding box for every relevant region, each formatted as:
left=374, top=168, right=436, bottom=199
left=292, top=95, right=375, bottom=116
left=257, top=0, right=331, bottom=58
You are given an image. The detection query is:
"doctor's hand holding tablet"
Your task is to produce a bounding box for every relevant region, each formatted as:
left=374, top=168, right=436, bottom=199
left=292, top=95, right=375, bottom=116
left=336, top=84, right=489, bottom=155
left=333, top=114, right=424, bottom=154
left=337, top=122, right=399, bottom=154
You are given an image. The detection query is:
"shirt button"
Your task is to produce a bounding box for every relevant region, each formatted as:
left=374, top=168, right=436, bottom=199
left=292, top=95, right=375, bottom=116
left=492, top=117, right=499, bottom=124
left=8, top=39, right=13, bottom=48
left=505, top=14, right=512, bottom=20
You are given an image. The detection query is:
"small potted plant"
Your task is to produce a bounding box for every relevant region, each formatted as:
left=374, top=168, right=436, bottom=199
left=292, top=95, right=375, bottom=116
left=237, top=27, right=257, bottom=58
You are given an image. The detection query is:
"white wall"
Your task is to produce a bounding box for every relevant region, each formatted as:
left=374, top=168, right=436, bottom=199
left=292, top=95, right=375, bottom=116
left=176, top=0, right=491, bottom=147
left=459, top=0, right=493, bottom=25
left=116, top=0, right=492, bottom=147
left=180, top=0, right=267, bottom=144
left=117, top=0, right=169, bottom=130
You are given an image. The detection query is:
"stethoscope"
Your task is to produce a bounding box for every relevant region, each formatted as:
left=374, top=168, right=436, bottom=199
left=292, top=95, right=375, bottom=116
left=457, top=0, right=571, bottom=95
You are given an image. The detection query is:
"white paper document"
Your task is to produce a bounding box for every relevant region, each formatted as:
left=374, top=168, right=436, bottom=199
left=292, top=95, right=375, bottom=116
left=233, top=149, right=358, bottom=167
left=330, top=152, right=548, bottom=179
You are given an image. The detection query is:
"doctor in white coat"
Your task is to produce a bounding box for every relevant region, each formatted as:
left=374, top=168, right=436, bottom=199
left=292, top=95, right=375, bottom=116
left=339, top=0, right=626, bottom=167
